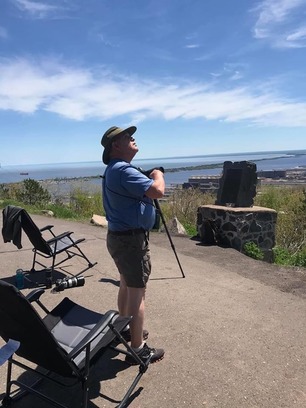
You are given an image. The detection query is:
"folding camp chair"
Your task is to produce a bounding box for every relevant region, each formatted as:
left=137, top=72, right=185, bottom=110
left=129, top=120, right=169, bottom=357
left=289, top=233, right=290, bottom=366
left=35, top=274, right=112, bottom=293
left=2, top=205, right=97, bottom=282
left=0, top=280, right=151, bottom=408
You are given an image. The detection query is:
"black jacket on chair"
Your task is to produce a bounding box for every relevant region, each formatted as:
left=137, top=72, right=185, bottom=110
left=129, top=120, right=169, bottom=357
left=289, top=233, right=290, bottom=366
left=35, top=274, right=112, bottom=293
left=2, top=205, right=24, bottom=249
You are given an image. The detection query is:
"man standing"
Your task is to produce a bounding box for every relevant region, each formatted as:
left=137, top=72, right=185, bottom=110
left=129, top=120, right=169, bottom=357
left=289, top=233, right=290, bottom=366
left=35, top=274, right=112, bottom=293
left=101, top=125, right=165, bottom=365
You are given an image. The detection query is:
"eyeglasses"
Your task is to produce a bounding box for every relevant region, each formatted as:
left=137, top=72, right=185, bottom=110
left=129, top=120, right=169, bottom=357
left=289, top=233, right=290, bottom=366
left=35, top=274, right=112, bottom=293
left=120, top=134, right=135, bottom=142
left=112, top=133, right=135, bottom=145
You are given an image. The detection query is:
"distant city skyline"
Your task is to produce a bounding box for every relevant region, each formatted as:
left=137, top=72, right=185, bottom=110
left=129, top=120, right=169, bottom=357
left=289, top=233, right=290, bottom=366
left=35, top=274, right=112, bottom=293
left=1, top=0, right=306, bottom=165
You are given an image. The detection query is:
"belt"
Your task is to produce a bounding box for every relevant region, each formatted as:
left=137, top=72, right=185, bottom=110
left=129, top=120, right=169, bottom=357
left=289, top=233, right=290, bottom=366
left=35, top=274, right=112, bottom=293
left=108, top=228, right=147, bottom=236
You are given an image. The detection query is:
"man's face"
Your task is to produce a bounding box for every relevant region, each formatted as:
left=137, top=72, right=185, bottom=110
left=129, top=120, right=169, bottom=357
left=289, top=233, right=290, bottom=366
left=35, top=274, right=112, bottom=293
left=114, top=133, right=139, bottom=158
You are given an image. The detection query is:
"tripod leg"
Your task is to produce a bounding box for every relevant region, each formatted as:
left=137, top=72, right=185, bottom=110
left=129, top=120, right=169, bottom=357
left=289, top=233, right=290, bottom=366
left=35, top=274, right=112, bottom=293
left=154, top=199, right=185, bottom=278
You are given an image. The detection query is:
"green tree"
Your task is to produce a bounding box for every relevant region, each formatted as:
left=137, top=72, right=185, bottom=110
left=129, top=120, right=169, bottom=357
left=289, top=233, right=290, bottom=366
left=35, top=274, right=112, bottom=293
left=16, top=178, right=51, bottom=205
left=0, top=184, right=10, bottom=199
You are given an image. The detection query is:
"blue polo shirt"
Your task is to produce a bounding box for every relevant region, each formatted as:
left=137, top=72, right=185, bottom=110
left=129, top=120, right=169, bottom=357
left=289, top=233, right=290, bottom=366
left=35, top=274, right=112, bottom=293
left=102, top=159, right=156, bottom=231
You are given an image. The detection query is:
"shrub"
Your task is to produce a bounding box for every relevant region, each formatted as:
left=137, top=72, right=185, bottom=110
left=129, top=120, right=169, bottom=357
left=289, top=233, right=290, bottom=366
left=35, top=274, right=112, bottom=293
left=15, top=179, right=51, bottom=206
left=0, top=183, right=23, bottom=201
left=69, top=188, right=103, bottom=218
left=272, top=246, right=306, bottom=267
left=255, top=186, right=306, bottom=253
left=292, top=249, right=306, bottom=268
left=46, top=204, right=78, bottom=219
left=243, top=242, right=264, bottom=260
left=160, top=187, right=215, bottom=232
left=0, top=184, right=10, bottom=199
left=272, top=246, right=292, bottom=265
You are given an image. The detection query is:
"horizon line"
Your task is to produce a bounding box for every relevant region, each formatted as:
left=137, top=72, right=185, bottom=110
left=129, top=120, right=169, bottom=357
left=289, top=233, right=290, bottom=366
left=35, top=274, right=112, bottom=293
left=1, top=148, right=306, bottom=168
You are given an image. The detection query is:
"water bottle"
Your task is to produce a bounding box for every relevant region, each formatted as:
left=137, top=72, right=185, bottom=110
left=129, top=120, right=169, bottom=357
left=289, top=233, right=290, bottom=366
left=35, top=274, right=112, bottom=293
left=15, top=269, right=24, bottom=290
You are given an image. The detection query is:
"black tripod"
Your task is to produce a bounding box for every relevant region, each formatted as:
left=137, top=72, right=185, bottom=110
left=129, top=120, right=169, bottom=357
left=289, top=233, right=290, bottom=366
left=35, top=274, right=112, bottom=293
left=138, top=166, right=186, bottom=278
left=154, top=199, right=185, bottom=278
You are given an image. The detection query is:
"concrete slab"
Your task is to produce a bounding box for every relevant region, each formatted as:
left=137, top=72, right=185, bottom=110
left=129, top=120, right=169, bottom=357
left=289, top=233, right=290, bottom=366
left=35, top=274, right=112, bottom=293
left=1, top=212, right=306, bottom=408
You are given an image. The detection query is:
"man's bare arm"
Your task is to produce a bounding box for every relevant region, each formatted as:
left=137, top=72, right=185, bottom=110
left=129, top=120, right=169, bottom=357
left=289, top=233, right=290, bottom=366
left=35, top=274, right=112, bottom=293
left=145, top=169, right=165, bottom=199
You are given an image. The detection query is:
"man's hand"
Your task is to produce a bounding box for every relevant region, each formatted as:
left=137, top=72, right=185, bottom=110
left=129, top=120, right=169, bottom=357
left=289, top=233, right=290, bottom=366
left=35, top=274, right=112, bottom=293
left=139, top=167, right=164, bottom=178
left=144, top=168, right=165, bottom=199
left=149, top=168, right=164, bottom=179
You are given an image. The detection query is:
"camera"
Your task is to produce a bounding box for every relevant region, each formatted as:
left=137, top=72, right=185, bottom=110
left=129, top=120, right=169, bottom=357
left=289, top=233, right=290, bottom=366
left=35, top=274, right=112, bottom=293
left=138, top=167, right=164, bottom=177
left=54, top=276, right=85, bottom=292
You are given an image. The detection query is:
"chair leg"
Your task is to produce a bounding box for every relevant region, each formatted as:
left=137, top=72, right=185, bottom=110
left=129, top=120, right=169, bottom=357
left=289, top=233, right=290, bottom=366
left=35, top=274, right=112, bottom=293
left=51, top=256, right=56, bottom=282
left=31, top=250, right=37, bottom=272
left=3, top=357, right=70, bottom=408
left=75, top=245, right=96, bottom=268
left=81, top=379, right=89, bottom=408
left=2, top=360, right=30, bottom=407
left=2, top=359, right=13, bottom=406
left=109, top=325, right=150, bottom=408
left=81, top=344, right=91, bottom=408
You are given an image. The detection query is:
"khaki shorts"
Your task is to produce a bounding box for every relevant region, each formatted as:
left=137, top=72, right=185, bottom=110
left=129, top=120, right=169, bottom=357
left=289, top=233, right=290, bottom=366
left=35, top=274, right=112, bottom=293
left=107, top=231, right=151, bottom=288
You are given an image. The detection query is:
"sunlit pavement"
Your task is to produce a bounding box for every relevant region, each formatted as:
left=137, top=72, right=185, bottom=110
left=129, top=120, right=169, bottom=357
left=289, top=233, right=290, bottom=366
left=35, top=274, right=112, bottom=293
left=1, top=212, right=306, bottom=408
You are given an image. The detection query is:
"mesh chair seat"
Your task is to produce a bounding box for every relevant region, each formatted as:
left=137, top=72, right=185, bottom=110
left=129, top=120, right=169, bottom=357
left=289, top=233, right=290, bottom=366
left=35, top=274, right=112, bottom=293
left=0, top=280, right=150, bottom=408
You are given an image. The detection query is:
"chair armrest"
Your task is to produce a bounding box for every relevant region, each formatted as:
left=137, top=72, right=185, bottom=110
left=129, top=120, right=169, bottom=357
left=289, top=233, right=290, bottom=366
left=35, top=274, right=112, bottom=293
left=40, top=225, right=54, bottom=233
left=47, top=231, right=73, bottom=244
left=26, top=289, right=51, bottom=314
left=68, top=310, right=118, bottom=360
left=25, top=289, right=45, bottom=303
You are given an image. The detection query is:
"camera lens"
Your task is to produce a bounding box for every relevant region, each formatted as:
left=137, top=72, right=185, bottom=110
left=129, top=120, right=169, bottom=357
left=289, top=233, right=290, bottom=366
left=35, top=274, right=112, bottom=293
left=66, top=276, right=85, bottom=287
left=54, top=276, right=85, bottom=291
left=66, top=277, right=77, bottom=288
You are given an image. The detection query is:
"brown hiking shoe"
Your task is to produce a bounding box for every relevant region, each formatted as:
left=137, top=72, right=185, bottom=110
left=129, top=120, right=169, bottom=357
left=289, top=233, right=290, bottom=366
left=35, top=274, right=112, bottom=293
left=125, top=343, right=165, bottom=365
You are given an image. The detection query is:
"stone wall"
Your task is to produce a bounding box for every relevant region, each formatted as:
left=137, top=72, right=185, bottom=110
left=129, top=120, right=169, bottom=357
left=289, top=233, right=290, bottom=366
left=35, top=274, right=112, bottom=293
left=197, top=205, right=277, bottom=262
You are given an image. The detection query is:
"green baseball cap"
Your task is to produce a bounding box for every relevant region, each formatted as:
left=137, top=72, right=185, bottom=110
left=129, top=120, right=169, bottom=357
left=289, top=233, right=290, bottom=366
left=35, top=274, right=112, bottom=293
left=101, top=125, right=137, bottom=164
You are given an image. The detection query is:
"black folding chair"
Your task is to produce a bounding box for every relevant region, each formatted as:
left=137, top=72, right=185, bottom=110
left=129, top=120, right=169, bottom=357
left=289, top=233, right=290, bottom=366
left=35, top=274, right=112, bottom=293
left=2, top=205, right=97, bottom=281
left=0, top=280, right=151, bottom=408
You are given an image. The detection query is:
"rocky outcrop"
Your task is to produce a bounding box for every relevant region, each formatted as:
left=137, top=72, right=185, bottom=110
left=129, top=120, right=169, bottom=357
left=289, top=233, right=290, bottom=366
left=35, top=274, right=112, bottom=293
left=41, top=210, right=54, bottom=217
left=160, top=216, right=188, bottom=236
left=90, top=214, right=108, bottom=227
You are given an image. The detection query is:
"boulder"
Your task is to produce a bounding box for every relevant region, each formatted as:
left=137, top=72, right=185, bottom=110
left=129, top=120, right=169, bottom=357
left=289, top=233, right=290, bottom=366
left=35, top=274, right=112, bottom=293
left=41, top=210, right=54, bottom=217
left=160, top=216, right=187, bottom=236
left=91, top=214, right=108, bottom=228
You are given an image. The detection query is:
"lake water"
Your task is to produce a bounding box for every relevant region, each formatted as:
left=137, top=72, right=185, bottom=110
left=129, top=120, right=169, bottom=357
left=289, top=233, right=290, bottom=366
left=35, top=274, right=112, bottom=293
left=1, top=150, right=306, bottom=187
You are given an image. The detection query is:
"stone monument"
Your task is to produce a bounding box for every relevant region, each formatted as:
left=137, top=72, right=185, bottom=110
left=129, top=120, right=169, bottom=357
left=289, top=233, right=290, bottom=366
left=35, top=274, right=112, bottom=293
left=216, top=160, right=257, bottom=207
left=197, top=161, right=277, bottom=262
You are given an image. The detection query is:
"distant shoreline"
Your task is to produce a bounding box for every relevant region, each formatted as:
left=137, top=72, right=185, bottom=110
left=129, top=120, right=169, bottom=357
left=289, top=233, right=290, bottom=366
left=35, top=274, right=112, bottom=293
left=163, top=155, right=292, bottom=173
left=1, top=162, right=225, bottom=186
left=41, top=153, right=305, bottom=179
left=1, top=153, right=305, bottom=188
left=37, top=154, right=305, bottom=182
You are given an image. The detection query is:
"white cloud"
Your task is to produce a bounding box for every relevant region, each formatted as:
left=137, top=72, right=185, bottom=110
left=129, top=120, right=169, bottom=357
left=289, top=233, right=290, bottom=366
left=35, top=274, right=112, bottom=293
left=287, top=27, right=306, bottom=41
left=252, top=0, right=306, bottom=48
left=229, top=71, right=243, bottom=81
left=1, top=57, right=306, bottom=127
left=209, top=64, right=245, bottom=82
left=12, top=0, right=63, bottom=19
left=88, top=27, right=118, bottom=48
left=185, top=44, right=199, bottom=49
left=254, top=0, right=304, bottom=26
left=210, top=72, right=222, bottom=78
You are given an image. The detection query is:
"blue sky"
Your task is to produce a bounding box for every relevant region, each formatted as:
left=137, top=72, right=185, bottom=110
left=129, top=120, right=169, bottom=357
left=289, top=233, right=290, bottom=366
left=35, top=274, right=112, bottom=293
left=1, top=0, right=306, bottom=165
